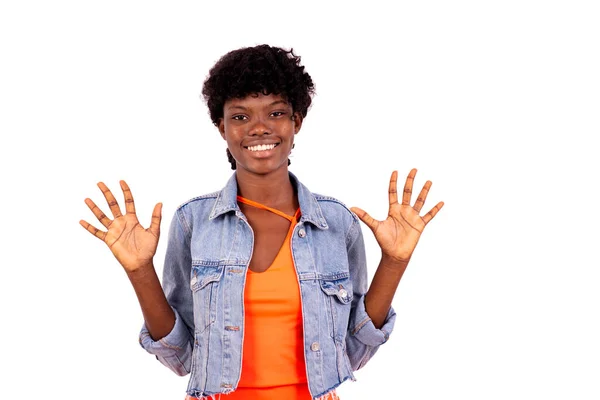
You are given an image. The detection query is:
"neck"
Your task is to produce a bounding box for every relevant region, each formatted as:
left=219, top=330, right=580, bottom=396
left=235, top=167, right=296, bottom=208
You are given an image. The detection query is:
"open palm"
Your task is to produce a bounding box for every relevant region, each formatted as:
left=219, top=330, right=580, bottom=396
left=351, top=169, right=444, bottom=263
left=80, top=181, right=162, bottom=272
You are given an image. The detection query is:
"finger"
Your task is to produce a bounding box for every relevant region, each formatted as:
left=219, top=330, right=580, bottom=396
left=388, top=170, right=398, bottom=206
left=350, top=206, right=380, bottom=232
left=402, top=168, right=417, bottom=205
left=413, top=181, right=432, bottom=213
left=422, top=201, right=445, bottom=225
left=79, top=219, right=107, bottom=241
left=148, top=202, right=162, bottom=236
left=84, top=198, right=112, bottom=228
left=98, top=182, right=123, bottom=218
left=120, top=180, right=136, bottom=215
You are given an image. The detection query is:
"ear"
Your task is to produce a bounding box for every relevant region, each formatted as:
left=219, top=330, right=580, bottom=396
left=218, top=118, right=226, bottom=140
left=292, top=112, right=303, bottom=134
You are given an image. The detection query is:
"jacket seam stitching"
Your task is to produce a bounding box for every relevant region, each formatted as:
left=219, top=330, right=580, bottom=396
left=351, top=316, right=371, bottom=336
left=158, top=338, right=183, bottom=351
left=345, top=218, right=359, bottom=247
left=178, top=191, right=220, bottom=208
left=313, top=195, right=359, bottom=221
left=177, top=207, right=192, bottom=238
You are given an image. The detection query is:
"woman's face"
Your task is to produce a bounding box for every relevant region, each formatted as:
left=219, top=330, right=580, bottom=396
left=219, top=93, right=302, bottom=177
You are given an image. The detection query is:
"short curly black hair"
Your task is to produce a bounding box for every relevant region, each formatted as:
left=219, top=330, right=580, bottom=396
left=202, top=44, right=316, bottom=126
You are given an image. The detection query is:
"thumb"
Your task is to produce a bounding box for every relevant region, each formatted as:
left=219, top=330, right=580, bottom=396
left=350, top=206, right=379, bottom=232
left=149, top=202, right=163, bottom=236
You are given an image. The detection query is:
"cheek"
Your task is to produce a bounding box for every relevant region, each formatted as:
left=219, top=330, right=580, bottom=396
left=223, top=126, right=243, bottom=144
left=226, top=138, right=241, bottom=153
left=278, top=123, right=296, bottom=137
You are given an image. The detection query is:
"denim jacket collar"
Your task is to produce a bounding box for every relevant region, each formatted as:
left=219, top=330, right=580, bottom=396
left=208, top=171, right=329, bottom=229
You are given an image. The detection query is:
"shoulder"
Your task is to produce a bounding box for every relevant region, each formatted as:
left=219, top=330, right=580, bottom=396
left=177, top=190, right=221, bottom=211
left=170, top=190, right=222, bottom=234
left=312, top=193, right=359, bottom=224
left=309, top=191, right=364, bottom=248
left=291, top=172, right=359, bottom=229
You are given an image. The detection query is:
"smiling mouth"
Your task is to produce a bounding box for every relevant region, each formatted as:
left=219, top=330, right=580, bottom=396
left=244, top=143, right=279, bottom=152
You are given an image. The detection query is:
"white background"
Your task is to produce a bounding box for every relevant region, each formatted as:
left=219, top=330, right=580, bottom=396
left=1, top=0, right=599, bottom=399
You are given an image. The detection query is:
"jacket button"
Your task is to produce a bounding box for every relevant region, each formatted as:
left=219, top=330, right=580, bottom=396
left=339, top=289, right=348, bottom=299
left=310, top=342, right=320, bottom=351
left=298, top=228, right=306, bottom=238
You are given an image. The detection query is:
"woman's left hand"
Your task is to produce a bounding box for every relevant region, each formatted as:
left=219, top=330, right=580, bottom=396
left=351, top=169, right=444, bottom=264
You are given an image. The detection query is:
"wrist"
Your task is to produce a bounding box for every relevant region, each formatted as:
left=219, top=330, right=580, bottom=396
left=125, top=262, right=156, bottom=281
left=380, top=253, right=410, bottom=270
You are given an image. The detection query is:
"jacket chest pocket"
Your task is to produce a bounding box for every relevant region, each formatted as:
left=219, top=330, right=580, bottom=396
left=320, top=275, right=353, bottom=341
left=191, top=264, right=224, bottom=333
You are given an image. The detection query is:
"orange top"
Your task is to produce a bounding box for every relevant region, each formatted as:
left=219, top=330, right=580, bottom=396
left=224, top=195, right=312, bottom=399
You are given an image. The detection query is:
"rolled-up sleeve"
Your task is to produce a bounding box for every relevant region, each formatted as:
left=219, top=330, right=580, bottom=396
left=139, top=208, right=195, bottom=376
left=345, top=217, right=397, bottom=371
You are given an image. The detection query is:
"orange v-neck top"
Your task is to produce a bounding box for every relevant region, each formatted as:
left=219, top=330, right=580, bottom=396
left=224, top=196, right=310, bottom=399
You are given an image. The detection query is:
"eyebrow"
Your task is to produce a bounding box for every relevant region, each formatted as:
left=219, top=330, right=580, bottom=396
left=226, top=100, right=289, bottom=111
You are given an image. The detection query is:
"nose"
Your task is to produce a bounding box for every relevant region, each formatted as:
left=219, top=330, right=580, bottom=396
left=249, top=119, right=271, bottom=136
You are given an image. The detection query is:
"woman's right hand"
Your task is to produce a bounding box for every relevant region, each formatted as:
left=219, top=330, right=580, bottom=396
left=80, top=180, right=162, bottom=273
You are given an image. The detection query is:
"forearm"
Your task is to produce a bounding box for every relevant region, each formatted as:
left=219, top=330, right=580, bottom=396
left=127, top=262, right=175, bottom=341
left=364, top=254, right=408, bottom=329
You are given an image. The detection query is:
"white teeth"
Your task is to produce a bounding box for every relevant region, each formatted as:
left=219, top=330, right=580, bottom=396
left=247, top=143, right=276, bottom=152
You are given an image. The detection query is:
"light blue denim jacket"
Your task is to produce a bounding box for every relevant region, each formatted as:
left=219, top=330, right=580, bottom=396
left=140, top=172, right=396, bottom=399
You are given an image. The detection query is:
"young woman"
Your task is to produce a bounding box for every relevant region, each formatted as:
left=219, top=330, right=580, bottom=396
left=80, top=44, right=444, bottom=400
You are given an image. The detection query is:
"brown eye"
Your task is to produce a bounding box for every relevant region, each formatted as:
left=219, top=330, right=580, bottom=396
left=271, top=111, right=285, bottom=117
left=232, top=115, right=247, bottom=121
